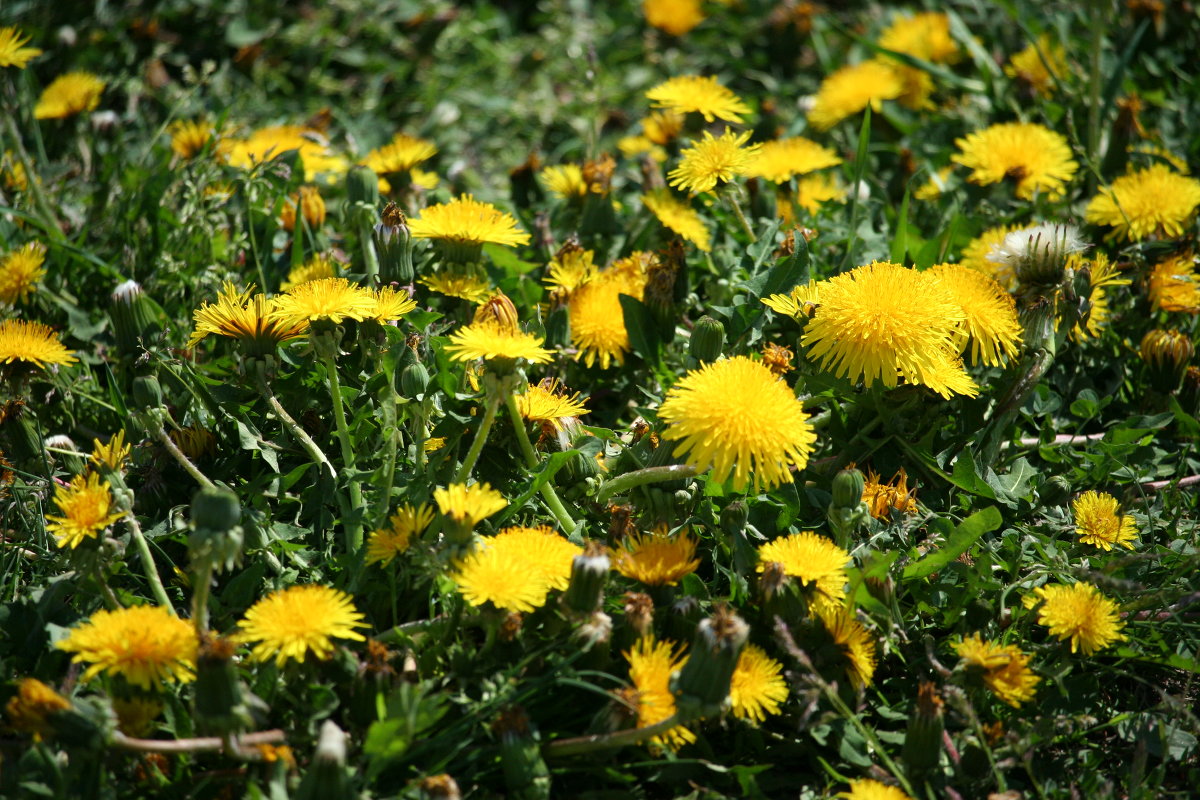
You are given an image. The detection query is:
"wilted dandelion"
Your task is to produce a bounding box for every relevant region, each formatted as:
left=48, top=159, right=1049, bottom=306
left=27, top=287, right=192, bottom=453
left=279, top=185, right=327, bottom=232
left=861, top=467, right=917, bottom=519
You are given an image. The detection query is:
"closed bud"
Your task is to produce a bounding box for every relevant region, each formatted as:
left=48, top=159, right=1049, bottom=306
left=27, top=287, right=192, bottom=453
left=688, top=316, right=725, bottom=364
left=473, top=291, right=520, bottom=333
left=190, top=488, right=244, bottom=574
left=562, top=543, right=610, bottom=615
left=493, top=707, right=551, bottom=800
left=109, top=280, right=159, bottom=357
left=831, top=468, right=866, bottom=509
left=1038, top=474, right=1073, bottom=507
left=346, top=165, right=380, bottom=207
left=131, top=375, right=163, bottom=409
left=1181, top=366, right=1200, bottom=417
left=1140, top=329, right=1193, bottom=393
left=400, top=363, right=431, bottom=398
left=191, top=487, right=241, bottom=532
left=295, top=720, right=352, bottom=800
left=902, top=682, right=945, bottom=778
left=192, top=636, right=252, bottom=736
left=374, top=201, right=415, bottom=283
left=720, top=501, right=748, bottom=536
left=673, top=606, right=749, bottom=714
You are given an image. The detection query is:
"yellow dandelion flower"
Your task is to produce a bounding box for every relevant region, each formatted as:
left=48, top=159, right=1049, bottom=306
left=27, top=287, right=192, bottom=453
left=960, top=224, right=1022, bottom=292
left=729, top=644, right=788, bottom=723
left=34, top=72, right=105, bottom=120
left=361, top=133, right=437, bottom=175
left=646, top=75, right=751, bottom=124
left=816, top=606, right=877, bottom=689
left=1068, top=252, right=1130, bottom=339
left=545, top=247, right=598, bottom=295
left=421, top=270, right=494, bottom=303
left=425, top=436, right=447, bottom=453
left=643, top=110, right=685, bottom=145
left=58, top=605, right=198, bottom=688
left=445, top=319, right=554, bottom=364
left=1024, top=582, right=1126, bottom=655
left=1072, top=491, right=1137, bottom=551
left=861, top=467, right=917, bottom=520
left=914, top=165, right=955, bottom=201
left=568, top=269, right=645, bottom=369
left=878, top=11, right=959, bottom=63
left=270, top=277, right=376, bottom=326
left=887, top=62, right=936, bottom=111
left=668, top=128, right=760, bottom=195
left=279, top=185, right=327, bottom=233
left=801, top=261, right=975, bottom=398
left=45, top=473, right=123, bottom=549
left=434, top=482, right=508, bottom=528
left=757, top=532, right=848, bottom=614
left=614, top=528, right=701, bottom=586
left=618, top=135, right=667, bottom=162
left=1147, top=252, right=1200, bottom=313
left=169, top=119, right=215, bottom=159
left=792, top=173, right=847, bottom=214
left=745, top=137, right=842, bottom=183
left=90, top=430, right=131, bottom=472
left=642, top=189, right=711, bottom=251
left=224, top=124, right=348, bottom=179
left=0, top=27, right=42, bottom=69
left=234, top=585, right=367, bottom=668
left=840, top=778, right=913, bottom=800
left=952, top=122, right=1078, bottom=200
left=659, top=356, right=818, bottom=491
left=5, top=679, right=70, bottom=740
left=644, top=0, right=705, bottom=36
left=488, top=525, right=582, bottom=591
left=930, top=263, right=1023, bottom=366
left=170, top=426, right=215, bottom=460
left=540, top=164, right=589, bottom=201
left=409, top=195, right=530, bottom=248
left=369, top=286, right=418, bottom=323
left=517, top=379, right=589, bottom=430
left=624, top=637, right=695, bottom=750
left=187, top=282, right=308, bottom=353
left=807, top=61, right=904, bottom=132
left=411, top=167, right=440, bottom=190
left=280, top=253, right=338, bottom=290
left=1086, top=164, right=1200, bottom=242
left=1005, top=35, right=1067, bottom=95
left=0, top=319, right=77, bottom=368
left=0, top=241, right=47, bottom=305
left=954, top=634, right=1040, bottom=708
left=451, top=545, right=554, bottom=612
left=367, top=503, right=434, bottom=566
left=2, top=150, right=29, bottom=192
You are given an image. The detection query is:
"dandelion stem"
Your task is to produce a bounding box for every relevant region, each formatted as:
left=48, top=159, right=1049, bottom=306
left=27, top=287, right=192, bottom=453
left=254, top=370, right=338, bottom=480
left=319, top=352, right=365, bottom=554
left=192, top=561, right=213, bottom=636
left=413, top=396, right=430, bottom=477
left=544, top=708, right=700, bottom=758
left=503, top=393, right=577, bottom=532
left=597, top=464, right=699, bottom=505
left=377, top=385, right=402, bottom=520
left=124, top=511, right=176, bottom=615
left=360, top=222, right=380, bottom=282
left=111, top=729, right=285, bottom=755
left=1, top=107, right=62, bottom=239
left=723, top=186, right=757, bottom=243
left=454, top=390, right=501, bottom=484
left=151, top=422, right=216, bottom=491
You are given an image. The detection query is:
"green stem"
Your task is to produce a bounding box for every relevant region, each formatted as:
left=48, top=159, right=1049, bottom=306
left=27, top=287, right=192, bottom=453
left=1, top=107, right=61, bottom=239
left=723, top=186, right=757, bottom=243
left=192, top=561, right=213, bottom=636
left=1086, top=0, right=1108, bottom=188
left=359, top=222, right=380, bottom=282
left=545, top=708, right=699, bottom=758
left=596, top=464, right=699, bottom=505
left=125, top=511, right=176, bottom=614
left=414, top=397, right=429, bottom=477
left=503, top=393, right=577, bottom=532
left=319, top=352, right=365, bottom=554
left=254, top=370, right=338, bottom=479
left=152, top=422, right=216, bottom=490
left=377, top=386, right=401, bottom=520
left=454, top=390, right=501, bottom=483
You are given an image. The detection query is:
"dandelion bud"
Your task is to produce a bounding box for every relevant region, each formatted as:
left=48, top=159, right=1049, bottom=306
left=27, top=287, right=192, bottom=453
left=1180, top=366, right=1200, bottom=417
left=493, top=707, right=551, bottom=800
left=562, top=542, right=610, bottom=615
left=44, top=434, right=85, bottom=475
left=345, top=164, right=380, bottom=208
left=720, top=500, right=748, bottom=536
left=989, top=222, right=1087, bottom=288
left=109, top=280, right=159, bottom=357
left=374, top=201, right=415, bottom=284
left=902, top=682, right=945, bottom=778
left=295, top=720, right=351, bottom=800
left=1038, top=474, right=1073, bottom=507
left=419, top=774, right=463, bottom=800
left=400, top=362, right=431, bottom=398
left=623, top=591, right=654, bottom=637
left=473, top=291, right=521, bottom=333
left=131, top=375, right=163, bottom=410
left=189, top=487, right=244, bottom=574
left=192, top=636, right=252, bottom=736
left=674, top=606, right=749, bottom=714
left=688, top=316, right=725, bottom=365
left=831, top=468, right=866, bottom=509
left=1139, top=329, right=1193, bottom=393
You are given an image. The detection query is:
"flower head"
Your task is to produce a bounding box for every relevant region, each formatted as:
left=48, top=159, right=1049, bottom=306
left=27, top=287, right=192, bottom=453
left=729, top=644, right=788, bottom=723
left=421, top=270, right=493, bottom=303
left=757, top=532, right=848, bottom=614
left=1148, top=253, right=1200, bottom=313
left=745, top=137, right=842, bottom=183
left=281, top=253, right=338, bottom=290
left=0, top=319, right=77, bottom=369
left=1005, top=35, right=1067, bottom=95
left=169, top=119, right=215, bottom=159
left=369, top=286, right=418, bottom=323
left=5, top=679, right=70, bottom=740
left=90, top=430, right=131, bottom=473
left=1069, top=252, right=1129, bottom=339
left=878, top=12, right=959, bottom=63
left=644, top=0, right=705, bottom=35
left=224, top=124, right=347, bottom=179
left=187, top=282, right=308, bottom=354
left=642, top=190, right=711, bottom=252
left=271, top=277, right=376, bottom=326
left=646, top=75, right=751, bottom=124
left=361, top=133, right=437, bottom=175
left=623, top=637, right=695, bottom=749
left=545, top=246, right=598, bottom=296
left=57, top=605, right=198, bottom=688
left=540, top=164, right=589, bottom=201
left=279, top=185, right=326, bottom=232
left=960, top=224, right=1022, bottom=291
left=451, top=529, right=577, bottom=612
left=0, top=27, right=42, bottom=69
left=613, top=527, right=701, bottom=586
left=34, top=72, right=105, bottom=119
left=801, top=261, right=976, bottom=398
left=816, top=606, right=877, bottom=689
left=0, top=241, right=47, bottom=305
left=840, top=779, right=913, bottom=800
left=568, top=263, right=648, bottom=369
left=930, top=263, right=1023, bottom=366
left=434, top=482, right=508, bottom=527
left=445, top=320, right=554, bottom=364
left=409, top=195, right=530, bottom=248
left=234, top=585, right=368, bottom=668
left=488, top=525, right=582, bottom=592
left=366, top=503, right=434, bottom=566
left=1072, top=491, right=1137, bottom=551
left=953, top=122, right=1078, bottom=200
left=954, top=634, right=1040, bottom=707
left=1086, top=164, right=1200, bottom=242
left=517, top=378, right=589, bottom=430
left=1025, top=582, right=1126, bottom=655
left=668, top=128, right=761, bottom=195
left=861, top=467, right=917, bottom=519
left=807, top=61, right=904, bottom=131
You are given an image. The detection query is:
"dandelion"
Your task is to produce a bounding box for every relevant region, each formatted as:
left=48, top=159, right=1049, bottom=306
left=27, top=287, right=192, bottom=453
left=861, top=467, right=917, bottom=519
left=409, top=195, right=530, bottom=248
left=224, top=124, right=347, bottom=179
left=517, top=379, right=589, bottom=430
left=1025, top=582, right=1126, bottom=655
left=234, top=585, right=368, bottom=668
left=953, top=122, right=1078, bottom=200
left=1085, top=164, right=1200, bottom=242
left=1147, top=253, right=1200, bottom=313
left=668, top=128, right=761, bottom=195
left=614, top=527, right=701, bottom=586
left=960, top=224, right=1022, bottom=291
left=930, top=263, right=1023, bottom=366
left=451, top=545, right=555, bottom=612
left=434, top=482, right=508, bottom=528
left=281, top=253, right=338, bottom=290
left=646, top=75, right=751, bottom=124
left=361, top=133, right=437, bottom=176
left=792, top=173, right=847, bottom=214
left=270, top=277, right=376, bottom=327
left=279, top=185, right=327, bottom=232
left=954, top=634, right=1041, bottom=707
left=0, top=27, right=42, bottom=69
left=421, top=270, right=493, bottom=303
left=757, top=532, right=848, bottom=614
left=618, top=135, right=667, bottom=162
left=569, top=267, right=647, bottom=369
left=729, top=645, right=789, bottom=723
left=658, top=356, right=818, bottom=491
left=642, top=190, right=711, bottom=252
left=187, top=282, right=308, bottom=353
left=5, top=679, right=70, bottom=740
left=488, top=525, right=582, bottom=591
left=817, top=606, right=877, bottom=689
left=807, top=61, right=904, bottom=131
left=2, top=150, right=29, bottom=192
left=57, top=605, right=198, bottom=688
left=545, top=246, right=598, bottom=296
left=170, top=426, right=216, bottom=460
left=623, top=637, right=695, bottom=749
left=879, top=11, right=959, bottom=60
left=1069, top=252, right=1130, bottom=339
left=914, top=165, right=955, bottom=201
left=0, top=241, right=47, bottom=305
left=369, top=286, right=418, bottom=323
left=445, top=319, right=554, bottom=365
left=986, top=223, right=1088, bottom=289
left=34, top=72, right=105, bottom=119
left=0, top=319, right=77, bottom=368
left=840, top=779, right=913, bottom=800
left=1072, top=491, right=1137, bottom=551
left=745, top=137, right=842, bottom=183
left=540, top=164, right=589, bottom=201
left=169, top=119, right=215, bottom=159
left=90, top=430, right=131, bottom=472
left=801, top=261, right=976, bottom=398
left=643, top=110, right=685, bottom=145
left=366, top=503, right=434, bottom=566
left=1005, top=35, right=1067, bottom=95
left=643, top=0, right=705, bottom=35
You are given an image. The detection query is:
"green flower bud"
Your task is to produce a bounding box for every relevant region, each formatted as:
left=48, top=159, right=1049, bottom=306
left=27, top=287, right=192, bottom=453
left=109, top=280, right=159, bottom=358
left=374, top=201, right=415, bottom=283
left=192, top=636, right=253, bottom=737
left=673, top=606, right=749, bottom=714
left=902, top=682, right=945, bottom=779
left=831, top=468, right=866, bottom=509
left=562, top=543, right=611, bottom=616
left=1038, top=474, right=1073, bottom=508
left=494, top=707, right=551, bottom=800
left=295, top=720, right=352, bottom=800
left=346, top=165, right=380, bottom=207
left=191, top=487, right=241, bottom=532
left=131, top=375, right=163, bottom=409
left=190, top=488, right=244, bottom=574
left=719, top=501, right=748, bottom=536
left=688, top=316, right=725, bottom=365
left=400, top=362, right=431, bottom=398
